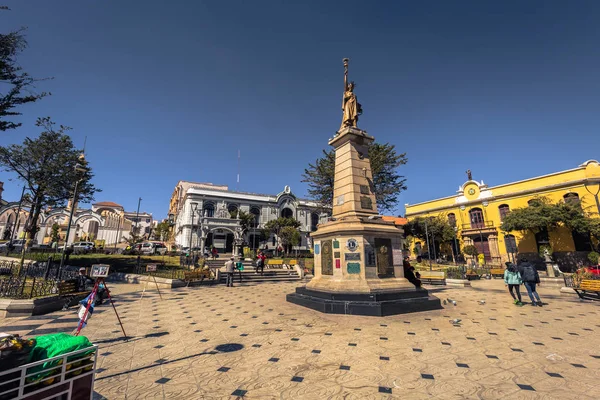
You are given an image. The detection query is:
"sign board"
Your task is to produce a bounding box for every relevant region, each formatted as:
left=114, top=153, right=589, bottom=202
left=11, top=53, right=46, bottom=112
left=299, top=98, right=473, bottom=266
left=365, top=244, right=376, bottom=267
left=392, top=249, right=403, bottom=266
left=335, top=259, right=341, bottom=269
left=345, top=253, right=361, bottom=261
left=146, top=264, right=157, bottom=272
left=91, top=264, right=110, bottom=278
left=334, top=251, right=341, bottom=259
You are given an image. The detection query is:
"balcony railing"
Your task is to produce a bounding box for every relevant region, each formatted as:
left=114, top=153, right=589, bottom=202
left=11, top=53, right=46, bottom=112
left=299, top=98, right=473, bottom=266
left=461, top=221, right=494, bottom=230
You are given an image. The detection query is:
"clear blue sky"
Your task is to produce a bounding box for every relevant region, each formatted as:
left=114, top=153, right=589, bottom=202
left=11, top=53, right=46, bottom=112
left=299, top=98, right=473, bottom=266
left=2, top=1, right=599, bottom=219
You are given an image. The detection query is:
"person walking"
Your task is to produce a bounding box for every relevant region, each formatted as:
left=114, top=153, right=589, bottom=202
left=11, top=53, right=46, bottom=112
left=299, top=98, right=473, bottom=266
left=256, top=251, right=266, bottom=276
left=518, top=257, right=543, bottom=307
left=225, top=257, right=235, bottom=287
left=503, top=262, right=523, bottom=306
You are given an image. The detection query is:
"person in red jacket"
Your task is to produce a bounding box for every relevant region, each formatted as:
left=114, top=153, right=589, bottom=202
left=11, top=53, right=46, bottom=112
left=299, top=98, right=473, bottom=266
left=256, top=251, right=266, bottom=275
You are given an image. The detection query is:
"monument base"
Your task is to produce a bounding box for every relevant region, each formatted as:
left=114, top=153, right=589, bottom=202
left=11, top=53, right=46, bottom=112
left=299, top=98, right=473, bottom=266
left=286, top=286, right=442, bottom=317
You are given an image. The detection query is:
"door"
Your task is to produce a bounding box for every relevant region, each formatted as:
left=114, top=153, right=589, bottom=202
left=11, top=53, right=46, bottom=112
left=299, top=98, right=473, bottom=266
left=473, top=237, right=491, bottom=261
left=374, top=238, right=394, bottom=278
left=469, top=208, right=484, bottom=229
left=321, top=240, right=333, bottom=275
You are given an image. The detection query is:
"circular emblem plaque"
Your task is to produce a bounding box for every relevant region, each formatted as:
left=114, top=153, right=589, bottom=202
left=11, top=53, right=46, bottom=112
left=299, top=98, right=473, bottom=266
left=468, top=188, right=475, bottom=195
left=346, top=239, right=358, bottom=252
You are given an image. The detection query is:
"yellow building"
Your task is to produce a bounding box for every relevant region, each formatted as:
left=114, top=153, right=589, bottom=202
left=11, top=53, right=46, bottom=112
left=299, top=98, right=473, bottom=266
left=405, top=160, right=600, bottom=268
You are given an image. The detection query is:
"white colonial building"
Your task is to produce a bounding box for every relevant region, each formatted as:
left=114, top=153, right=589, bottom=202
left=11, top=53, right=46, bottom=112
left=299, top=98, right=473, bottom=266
left=168, top=181, right=329, bottom=254
left=0, top=199, right=153, bottom=247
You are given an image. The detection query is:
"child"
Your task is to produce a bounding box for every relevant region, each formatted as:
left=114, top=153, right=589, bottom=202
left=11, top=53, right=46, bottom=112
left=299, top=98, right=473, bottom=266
left=503, top=262, right=523, bottom=306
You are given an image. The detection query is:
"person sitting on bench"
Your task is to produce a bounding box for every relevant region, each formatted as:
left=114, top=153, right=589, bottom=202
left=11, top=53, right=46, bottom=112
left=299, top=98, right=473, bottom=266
left=403, top=257, right=422, bottom=288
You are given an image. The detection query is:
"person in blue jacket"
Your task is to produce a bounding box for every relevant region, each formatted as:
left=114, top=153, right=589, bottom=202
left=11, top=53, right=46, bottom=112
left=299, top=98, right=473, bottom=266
left=504, top=262, right=523, bottom=306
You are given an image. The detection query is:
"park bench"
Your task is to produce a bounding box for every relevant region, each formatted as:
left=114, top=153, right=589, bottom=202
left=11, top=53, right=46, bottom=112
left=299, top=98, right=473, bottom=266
left=267, top=259, right=284, bottom=269
left=490, top=268, right=505, bottom=278
left=573, top=279, right=600, bottom=301
left=419, top=271, right=446, bottom=285
left=183, top=269, right=212, bottom=287
left=58, top=280, right=89, bottom=310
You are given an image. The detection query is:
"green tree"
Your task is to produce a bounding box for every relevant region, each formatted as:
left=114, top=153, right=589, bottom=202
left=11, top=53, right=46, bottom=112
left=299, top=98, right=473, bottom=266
left=302, top=142, right=407, bottom=213
left=279, top=226, right=301, bottom=254
left=1, top=19, right=50, bottom=132
left=50, top=223, right=60, bottom=243
left=463, top=245, right=479, bottom=257
left=263, top=217, right=301, bottom=254
left=403, top=215, right=455, bottom=250
left=0, top=117, right=100, bottom=240
left=500, top=197, right=562, bottom=235
left=236, top=210, right=255, bottom=235
left=153, top=220, right=171, bottom=241
left=123, top=231, right=144, bottom=247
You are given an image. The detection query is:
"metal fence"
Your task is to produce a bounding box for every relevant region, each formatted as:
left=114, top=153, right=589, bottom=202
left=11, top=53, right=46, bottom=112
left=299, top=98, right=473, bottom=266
left=0, top=276, right=58, bottom=299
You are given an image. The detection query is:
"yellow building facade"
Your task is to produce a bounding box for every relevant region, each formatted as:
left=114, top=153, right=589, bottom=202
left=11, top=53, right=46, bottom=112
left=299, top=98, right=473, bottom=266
left=405, top=160, right=600, bottom=268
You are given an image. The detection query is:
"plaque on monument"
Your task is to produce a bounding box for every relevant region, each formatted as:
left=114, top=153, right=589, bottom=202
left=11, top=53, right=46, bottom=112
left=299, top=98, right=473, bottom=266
left=322, top=240, right=333, bottom=275
left=392, top=249, right=403, bottom=266
left=374, top=238, right=394, bottom=277
left=337, top=195, right=344, bottom=205
left=347, top=263, right=360, bottom=274
left=345, top=253, right=361, bottom=261
left=360, top=196, right=373, bottom=210
left=334, top=251, right=341, bottom=259
left=333, top=240, right=340, bottom=249
left=360, top=185, right=369, bottom=195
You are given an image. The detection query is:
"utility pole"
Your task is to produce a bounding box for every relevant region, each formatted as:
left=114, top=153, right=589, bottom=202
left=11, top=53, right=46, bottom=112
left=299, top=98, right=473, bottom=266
left=425, top=219, right=432, bottom=271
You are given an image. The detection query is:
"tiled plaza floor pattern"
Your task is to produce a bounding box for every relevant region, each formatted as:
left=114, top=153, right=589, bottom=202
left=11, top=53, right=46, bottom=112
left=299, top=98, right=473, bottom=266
left=1, top=280, right=599, bottom=399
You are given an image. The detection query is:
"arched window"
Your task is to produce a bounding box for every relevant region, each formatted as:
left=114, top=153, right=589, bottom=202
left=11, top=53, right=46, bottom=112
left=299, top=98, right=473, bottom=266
left=203, top=202, right=215, bottom=218
left=469, top=208, right=484, bottom=229
left=249, top=206, right=261, bottom=228
left=447, top=213, right=456, bottom=228
left=563, top=193, right=580, bottom=204
left=280, top=208, right=293, bottom=219
left=498, top=204, right=510, bottom=221
left=528, top=199, right=541, bottom=207
left=310, top=213, right=319, bottom=232
left=227, top=203, right=238, bottom=214
left=504, top=234, right=517, bottom=254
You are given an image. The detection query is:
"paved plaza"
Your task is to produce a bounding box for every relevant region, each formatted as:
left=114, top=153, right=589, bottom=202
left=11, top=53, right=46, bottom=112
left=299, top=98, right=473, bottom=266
left=1, top=280, right=599, bottom=399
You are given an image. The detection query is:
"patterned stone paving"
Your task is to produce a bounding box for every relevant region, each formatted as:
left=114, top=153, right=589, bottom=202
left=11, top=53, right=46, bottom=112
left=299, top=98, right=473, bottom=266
left=1, top=280, right=599, bottom=399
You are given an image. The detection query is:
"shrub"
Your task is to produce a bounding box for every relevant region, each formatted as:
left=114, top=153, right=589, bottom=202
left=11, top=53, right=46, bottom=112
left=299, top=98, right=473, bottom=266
left=587, top=251, right=599, bottom=265
left=446, top=267, right=464, bottom=279
left=538, top=245, right=553, bottom=258
left=463, top=245, right=478, bottom=257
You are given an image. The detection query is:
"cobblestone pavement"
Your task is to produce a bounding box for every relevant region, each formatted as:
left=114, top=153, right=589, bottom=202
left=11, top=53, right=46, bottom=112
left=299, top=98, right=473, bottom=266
left=1, top=279, right=599, bottom=399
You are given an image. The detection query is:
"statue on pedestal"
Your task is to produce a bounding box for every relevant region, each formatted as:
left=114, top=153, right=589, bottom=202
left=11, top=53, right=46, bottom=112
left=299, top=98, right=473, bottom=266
left=340, top=58, right=363, bottom=130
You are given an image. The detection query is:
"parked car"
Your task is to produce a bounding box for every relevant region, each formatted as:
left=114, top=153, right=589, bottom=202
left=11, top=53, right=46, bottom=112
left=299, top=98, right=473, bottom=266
left=140, top=242, right=168, bottom=255
left=72, top=241, right=94, bottom=254
left=0, top=239, right=35, bottom=252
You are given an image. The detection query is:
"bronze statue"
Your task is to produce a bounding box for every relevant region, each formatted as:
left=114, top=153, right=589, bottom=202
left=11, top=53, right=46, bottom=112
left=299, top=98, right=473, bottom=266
left=466, top=170, right=472, bottom=180
left=340, top=58, right=362, bottom=130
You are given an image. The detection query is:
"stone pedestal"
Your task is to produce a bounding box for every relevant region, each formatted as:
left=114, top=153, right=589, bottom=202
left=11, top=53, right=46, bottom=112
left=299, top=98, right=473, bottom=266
left=287, top=127, right=441, bottom=315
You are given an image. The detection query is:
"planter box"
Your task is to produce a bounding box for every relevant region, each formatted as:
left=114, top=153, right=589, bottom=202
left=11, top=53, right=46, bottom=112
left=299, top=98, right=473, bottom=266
left=0, top=294, right=87, bottom=318
left=446, top=279, right=471, bottom=288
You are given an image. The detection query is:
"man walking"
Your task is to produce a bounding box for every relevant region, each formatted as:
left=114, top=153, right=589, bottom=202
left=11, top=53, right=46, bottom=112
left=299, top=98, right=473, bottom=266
left=225, top=257, right=235, bottom=287
left=518, top=257, right=543, bottom=306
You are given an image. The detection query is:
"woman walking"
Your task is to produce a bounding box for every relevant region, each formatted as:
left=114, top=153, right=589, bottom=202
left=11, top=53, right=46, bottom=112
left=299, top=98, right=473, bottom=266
left=503, top=262, right=523, bottom=306
left=518, top=257, right=543, bottom=307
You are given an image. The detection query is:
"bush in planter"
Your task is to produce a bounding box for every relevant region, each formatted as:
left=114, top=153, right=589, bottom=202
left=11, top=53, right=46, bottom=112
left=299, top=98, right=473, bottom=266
left=587, top=251, right=599, bottom=265
left=446, top=267, right=464, bottom=280
left=463, top=245, right=478, bottom=257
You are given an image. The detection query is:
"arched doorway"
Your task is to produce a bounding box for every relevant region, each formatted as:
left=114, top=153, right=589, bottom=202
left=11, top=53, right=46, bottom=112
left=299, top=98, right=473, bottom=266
left=473, top=236, right=491, bottom=261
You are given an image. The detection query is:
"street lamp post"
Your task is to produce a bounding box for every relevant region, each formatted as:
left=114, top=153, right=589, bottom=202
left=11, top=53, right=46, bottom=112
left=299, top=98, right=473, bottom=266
left=424, top=219, right=432, bottom=270
left=134, top=197, right=142, bottom=236
left=583, top=181, right=600, bottom=216
left=58, top=160, right=88, bottom=276
left=188, top=202, right=198, bottom=252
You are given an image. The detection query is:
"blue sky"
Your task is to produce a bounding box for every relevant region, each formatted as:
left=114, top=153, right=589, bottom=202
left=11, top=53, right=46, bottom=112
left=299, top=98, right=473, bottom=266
left=1, top=1, right=599, bottom=219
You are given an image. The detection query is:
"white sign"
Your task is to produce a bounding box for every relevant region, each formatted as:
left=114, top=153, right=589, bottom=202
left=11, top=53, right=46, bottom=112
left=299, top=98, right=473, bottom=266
left=91, top=264, right=110, bottom=278
left=146, top=264, right=157, bottom=272
left=346, top=239, right=358, bottom=252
